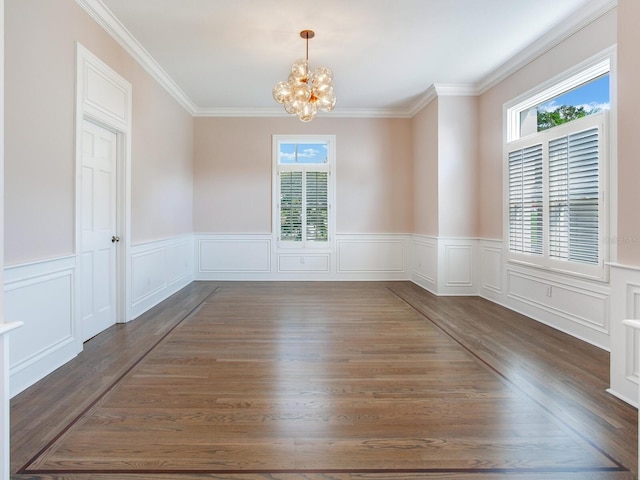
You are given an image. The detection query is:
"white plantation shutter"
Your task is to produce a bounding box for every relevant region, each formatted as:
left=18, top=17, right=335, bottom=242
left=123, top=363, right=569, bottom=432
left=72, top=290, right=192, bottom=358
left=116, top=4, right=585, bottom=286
left=280, top=171, right=302, bottom=241
left=305, top=172, right=328, bottom=241
left=505, top=113, right=605, bottom=278
left=274, top=135, right=335, bottom=249
left=508, top=144, right=543, bottom=255
left=548, top=127, right=599, bottom=264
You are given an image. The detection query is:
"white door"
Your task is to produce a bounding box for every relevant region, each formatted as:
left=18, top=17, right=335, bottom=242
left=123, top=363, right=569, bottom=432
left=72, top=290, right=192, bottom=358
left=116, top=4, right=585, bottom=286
left=81, top=120, right=118, bottom=341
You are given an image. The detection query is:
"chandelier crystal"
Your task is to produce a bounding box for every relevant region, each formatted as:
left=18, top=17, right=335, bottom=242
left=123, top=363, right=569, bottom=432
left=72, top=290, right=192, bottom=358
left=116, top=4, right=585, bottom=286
left=273, top=30, right=336, bottom=122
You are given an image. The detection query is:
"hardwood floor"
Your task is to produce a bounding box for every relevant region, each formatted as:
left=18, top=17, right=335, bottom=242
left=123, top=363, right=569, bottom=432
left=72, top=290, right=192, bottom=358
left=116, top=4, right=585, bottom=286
left=10, top=282, right=638, bottom=479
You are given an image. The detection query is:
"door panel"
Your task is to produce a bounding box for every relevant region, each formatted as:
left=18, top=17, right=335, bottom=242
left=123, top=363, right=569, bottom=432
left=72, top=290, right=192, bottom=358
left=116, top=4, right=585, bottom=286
left=81, top=120, right=118, bottom=341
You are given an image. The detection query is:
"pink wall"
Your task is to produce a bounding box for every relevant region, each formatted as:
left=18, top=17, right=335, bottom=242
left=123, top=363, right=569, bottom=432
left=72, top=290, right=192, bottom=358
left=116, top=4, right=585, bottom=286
left=4, top=0, right=193, bottom=265
left=617, top=0, right=640, bottom=267
left=477, top=8, right=617, bottom=240
left=412, top=99, right=439, bottom=236
left=193, top=117, right=413, bottom=234
left=437, top=95, right=479, bottom=237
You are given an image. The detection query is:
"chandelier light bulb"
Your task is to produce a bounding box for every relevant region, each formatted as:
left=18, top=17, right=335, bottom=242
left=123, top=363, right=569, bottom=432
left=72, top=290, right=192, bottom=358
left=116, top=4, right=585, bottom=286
left=273, top=30, right=336, bottom=122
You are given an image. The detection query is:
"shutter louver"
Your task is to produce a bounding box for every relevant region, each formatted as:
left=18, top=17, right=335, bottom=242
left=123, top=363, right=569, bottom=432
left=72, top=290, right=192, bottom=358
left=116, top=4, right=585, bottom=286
left=549, top=127, right=599, bottom=264
left=280, top=171, right=303, bottom=241
left=508, top=144, right=543, bottom=256
left=305, top=172, right=328, bottom=241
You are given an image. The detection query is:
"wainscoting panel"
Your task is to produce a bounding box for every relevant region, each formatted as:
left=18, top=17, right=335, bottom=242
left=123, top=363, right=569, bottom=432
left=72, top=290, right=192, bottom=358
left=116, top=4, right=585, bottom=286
left=130, top=236, right=194, bottom=320
left=609, top=264, right=640, bottom=406
left=412, top=236, right=438, bottom=293
left=278, top=254, right=330, bottom=273
left=507, top=270, right=608, bottom=333
left=505, top=266, right=610, bottom=350
left=444, top=245, right=473, bottom=287
left=196, top=235, right=272, bottom=279
left=436, top=238, right=478, bottom=296
left=336, top=235, right=411, bottom=280
left=479, top=240, right=504, bottom=298
left=4, top=256, right=80, bottom=397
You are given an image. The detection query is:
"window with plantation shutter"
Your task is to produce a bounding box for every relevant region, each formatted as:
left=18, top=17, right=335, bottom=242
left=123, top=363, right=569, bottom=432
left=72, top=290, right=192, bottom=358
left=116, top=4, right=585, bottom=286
left=273, top=135, right=335, bottom=249
left=508, top=144, right=543, bottom=256
left=505, top=113, right=606, bottom=279
left=280, top=171, right=302, bottom=241
left=548, top=128, right=600, bottom=265
left=305, top=172, right=328, bottom=242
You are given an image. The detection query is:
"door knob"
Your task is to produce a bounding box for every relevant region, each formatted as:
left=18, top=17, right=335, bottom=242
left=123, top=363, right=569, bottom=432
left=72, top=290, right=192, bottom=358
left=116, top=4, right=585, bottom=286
left=111, top=235, right=120, bottom=243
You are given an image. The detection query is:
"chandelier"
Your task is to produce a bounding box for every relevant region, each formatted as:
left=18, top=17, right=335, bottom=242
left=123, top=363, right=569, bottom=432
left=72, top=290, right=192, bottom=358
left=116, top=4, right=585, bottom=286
left=273, top=30, right=336, bottom=122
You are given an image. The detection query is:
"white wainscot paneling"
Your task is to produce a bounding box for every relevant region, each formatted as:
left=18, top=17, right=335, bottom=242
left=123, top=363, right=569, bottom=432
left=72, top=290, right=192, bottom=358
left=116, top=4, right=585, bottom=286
left=278, top=254, right=329, bottom=273
left=506, top=267, right=610, bottom=350
left=130, top=236, right=193, bottom=319
left=337, top=235, right=410, bottom=280
left=412, top=236, right=437, bottom=293
left=436, top=238, right=478, bottom=295
left=609, top=264, right=640, bottom=406
left=196, top=235, right=272, bottom=280
left=444, top=245, right=473, bottom=287
left=480, top=240, right=504, bottom=299
left=4, top=256, right=80, bottom=397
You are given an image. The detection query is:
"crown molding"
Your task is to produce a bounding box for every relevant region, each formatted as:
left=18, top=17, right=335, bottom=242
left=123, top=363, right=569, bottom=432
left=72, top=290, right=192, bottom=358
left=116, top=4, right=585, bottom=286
left=406, top=85, right=438, bottom=117
left=405, top=84, right=479, bottom=117
left=434, top=84, right=480, bottom=96
left=74, top=0, right=198, bottom=115
left=475, top=0, right=618, bottom=95
left=193, top=107, right=413, bottom=118
left=76, top=0, right=616, bottom=119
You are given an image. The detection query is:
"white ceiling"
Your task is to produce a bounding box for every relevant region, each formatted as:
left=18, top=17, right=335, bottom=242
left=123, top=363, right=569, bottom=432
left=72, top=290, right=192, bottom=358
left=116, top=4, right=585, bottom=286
left=93, top=0, right=613, bottom=116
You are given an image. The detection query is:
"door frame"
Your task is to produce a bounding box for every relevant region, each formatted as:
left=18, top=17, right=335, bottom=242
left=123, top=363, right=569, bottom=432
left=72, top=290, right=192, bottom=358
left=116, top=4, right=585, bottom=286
left=75, top=43, right=132, bottom=347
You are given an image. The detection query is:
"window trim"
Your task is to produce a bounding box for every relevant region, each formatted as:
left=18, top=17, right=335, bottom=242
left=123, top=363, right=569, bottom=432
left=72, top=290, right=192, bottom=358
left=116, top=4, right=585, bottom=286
left=503, top=48, right=615, bottom=282
left=272, top=134, right=336, bottom=252
left=505, top=48, right=613, bottom=143
left=505, top=113, right=608, bottom=280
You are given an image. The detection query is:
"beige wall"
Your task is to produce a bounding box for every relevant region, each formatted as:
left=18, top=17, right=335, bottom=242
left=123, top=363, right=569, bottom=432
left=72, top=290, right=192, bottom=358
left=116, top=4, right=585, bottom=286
left=617, top=0, right=640, bottom=267
left=193, top=117, right=413, bottom=234
left=4, top=0, right=193, bottom=265
left=477, top=8, right=617, bottom=240
left=412, top=98, right=439, bottom=236
left=437, top=95, right=479, bottom=237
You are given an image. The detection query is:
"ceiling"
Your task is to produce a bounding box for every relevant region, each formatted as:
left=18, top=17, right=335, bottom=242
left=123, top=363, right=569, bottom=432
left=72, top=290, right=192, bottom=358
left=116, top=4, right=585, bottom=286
left=93, top=0, right=613, bottom=117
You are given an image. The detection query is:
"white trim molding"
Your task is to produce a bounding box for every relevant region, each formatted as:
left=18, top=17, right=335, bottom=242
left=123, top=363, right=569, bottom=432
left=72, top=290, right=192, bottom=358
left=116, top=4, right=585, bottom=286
left=130, top=235, right=194, bottom=320
left=609, top=263, right=640, bottom=406
left=411, top=235, right=479, bottom=296
left=476, top=0, right=617, bottom=94
left=413, top=236, right=612, bottom=349
left=0, top=321, right=22, bottom=480
left=74, top=0, right=197, bottom=115
left=75, top=43, right=133, bottom=325
left=195, top=233, right=412, bottom=281
left=336, top=234, right=411, bottom=280
left=73, top=0, right=616, bottom=119
left=4, top=256, right=79, bottom=397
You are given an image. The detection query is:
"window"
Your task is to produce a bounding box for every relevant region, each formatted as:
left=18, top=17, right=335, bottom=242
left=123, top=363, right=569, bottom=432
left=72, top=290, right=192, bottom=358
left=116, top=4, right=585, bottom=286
left=505, top=55, right=610, bottom=279
left=273, top=135, right=335, bottom=249
left=507, top=57, right=610, bottom=142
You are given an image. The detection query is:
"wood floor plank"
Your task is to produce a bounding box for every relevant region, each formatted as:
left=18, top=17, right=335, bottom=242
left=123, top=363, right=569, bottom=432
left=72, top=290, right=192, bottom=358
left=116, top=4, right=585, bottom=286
left=10, top=281, right=637, bottom=479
